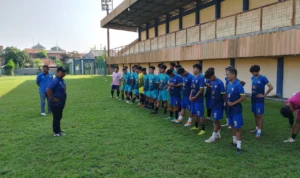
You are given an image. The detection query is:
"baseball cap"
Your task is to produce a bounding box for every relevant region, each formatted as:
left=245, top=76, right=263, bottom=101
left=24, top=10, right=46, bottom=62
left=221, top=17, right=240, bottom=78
left=57, top=67, right=68, bottom=72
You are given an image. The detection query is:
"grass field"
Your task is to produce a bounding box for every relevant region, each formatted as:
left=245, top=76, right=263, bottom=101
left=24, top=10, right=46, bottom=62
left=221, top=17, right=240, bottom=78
left=0, top=75, right=300, bottom=177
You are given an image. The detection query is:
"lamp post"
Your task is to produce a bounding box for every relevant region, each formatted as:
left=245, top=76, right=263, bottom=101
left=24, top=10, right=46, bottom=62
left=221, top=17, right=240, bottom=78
left=101, top=0, right=113, bottom=57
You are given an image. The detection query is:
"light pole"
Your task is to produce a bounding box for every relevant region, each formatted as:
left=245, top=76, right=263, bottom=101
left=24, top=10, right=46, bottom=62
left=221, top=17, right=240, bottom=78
left=101, top=0, right=113, bottom=57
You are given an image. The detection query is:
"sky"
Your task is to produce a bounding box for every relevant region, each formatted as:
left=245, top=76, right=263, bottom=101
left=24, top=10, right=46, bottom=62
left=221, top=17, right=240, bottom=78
left=0, top=0, right=137, bottom=53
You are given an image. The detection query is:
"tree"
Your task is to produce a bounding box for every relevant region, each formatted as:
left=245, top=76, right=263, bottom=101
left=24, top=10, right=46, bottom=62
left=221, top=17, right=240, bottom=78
left=34, top=59, right=43, bottom=68
left=36, top=49, right=48, bottom=58
left=96, top=55, right=105, bottom=62
left=56, top=59, right=63, bottom=67
left=2, top=47, right=32, bottom=68
left=4, top=59, right=15, bottom=75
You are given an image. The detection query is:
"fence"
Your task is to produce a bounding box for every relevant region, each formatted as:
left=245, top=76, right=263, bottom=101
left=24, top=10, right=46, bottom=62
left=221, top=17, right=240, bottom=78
left=0, top=68, right=57, bottom=76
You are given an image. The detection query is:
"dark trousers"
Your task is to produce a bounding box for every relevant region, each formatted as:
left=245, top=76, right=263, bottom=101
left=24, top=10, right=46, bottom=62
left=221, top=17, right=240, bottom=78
left=51, top=107, right=64, bottom=134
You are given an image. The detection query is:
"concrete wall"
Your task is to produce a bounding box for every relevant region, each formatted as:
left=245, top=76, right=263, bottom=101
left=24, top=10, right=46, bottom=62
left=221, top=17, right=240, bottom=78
left=200, top=5, right=215, bottom=23
left=141, top=31, right=146, bottom=41
left=235, top=58, right=277, bottom=96
left=183, top=13, right=196, bottom=29
left=149, top=27, right=155, bottom=39
left=180, top=61, right=197, bottom=74
left=169, top=19, right=179, bottom=33
left=0, top=68, right=58, bottom=75
left=158, top=24, right=166, bottom=36
left=283, top=56, right=300, bottom=98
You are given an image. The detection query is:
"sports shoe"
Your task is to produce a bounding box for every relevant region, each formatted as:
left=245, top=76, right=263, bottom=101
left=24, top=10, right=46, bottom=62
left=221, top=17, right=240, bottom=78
left=184, top=122, right=192, bottom=127
left=165, top=117, right=173, bottom=120
left=198, top=130, right=206, bottom=136
left=53, top=133, right=61, bottom=137
left=283, top=138, right=295, bottom=143
left=221, top=123, right=229, bottom=127
left=173, top=119, right=182, bottom=124
left=59, top=133, right=66, bottom=136
left=205, top=137, right=215, bottom=143
left=228, top=126, right=232, bottom=129
left=236, top=148, right=242, bottom=154
left=250, top=129, right=258, bottom=133
left=256, top=132, right=261, bottom=138
left=190, top=127, right=199, bottom=131
left=116, top=97, right=119, bottom=99
left=41, top=113, right=47, bottom=116
left=216, top=134, right=221, bottom=139
left=170, top=118, right=177, bottom=122
left=206, top=117, right=211, bottom=121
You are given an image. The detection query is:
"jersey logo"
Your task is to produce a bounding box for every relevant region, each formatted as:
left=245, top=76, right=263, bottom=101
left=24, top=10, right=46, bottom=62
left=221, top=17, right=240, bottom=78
left=232, top=88, right=234, bottom=91
left=234, top=121, right=237, bottom=127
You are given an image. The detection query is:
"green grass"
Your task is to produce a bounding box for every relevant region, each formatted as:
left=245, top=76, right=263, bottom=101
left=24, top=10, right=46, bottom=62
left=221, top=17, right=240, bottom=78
left=0, top=75, right=300, bottom=177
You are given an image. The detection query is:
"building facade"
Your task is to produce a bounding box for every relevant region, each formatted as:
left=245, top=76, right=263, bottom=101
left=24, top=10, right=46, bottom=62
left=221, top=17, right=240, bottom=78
left=101, top=0, right=300, bottom=98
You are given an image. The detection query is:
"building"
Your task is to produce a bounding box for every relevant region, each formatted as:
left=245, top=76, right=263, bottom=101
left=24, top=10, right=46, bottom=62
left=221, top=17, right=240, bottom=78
left=25, top=43, right=67, bottom=60
left=101, top=0, right=300, bottom=99
left=83, top=49, right=105, bottom=59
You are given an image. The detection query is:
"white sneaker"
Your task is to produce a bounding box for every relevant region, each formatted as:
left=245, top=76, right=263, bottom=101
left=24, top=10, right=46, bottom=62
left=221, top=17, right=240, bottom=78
left=41, top=113, right=47, bottom=116
left=116, top=97, right=119, bottom=99
left=284, top=138, right=295, bottom=143
left=126, top=101, right=130, bottom=104
left=206, top=117, right=211, bottom=120
left=228, top=126, right=232, bottom=129
left=216, top=134, right=221, bottom=139
left=53, top=134, right=60, bottom=137
left=184, top=122, right=192, bottom=127
left=221, top=123, right=229, bottom=127
left=205, top=137, right=215, bottom=143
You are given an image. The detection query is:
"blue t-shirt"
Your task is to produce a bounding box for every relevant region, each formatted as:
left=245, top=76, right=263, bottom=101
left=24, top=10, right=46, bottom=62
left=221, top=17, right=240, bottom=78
left=132, top=72, right=139, bottom=89
left=47, top=76, right=67, bottom=107
left=182, top=72, right=193, bottom=98
left=144, top=74, right=149, bottom=91
left=36, top=73, right=53, bottom=93
left=123, top=72, right=131, bottom=85
left=226, top=79, right=245, bottom=116
left=225, top=77, right=240, bottom=89
left=158, top=73, right=170, bottom=91
left=205, top=79, right=212, bottom=99
left=191, top=74, right=205, bottom=102
left=149, top=74, right=159, bottom=91
left=211, top=78, right=226, bottom=110
left=169, top=74, right=183, bottom=97
left=251, top=75, right=269, bottom=103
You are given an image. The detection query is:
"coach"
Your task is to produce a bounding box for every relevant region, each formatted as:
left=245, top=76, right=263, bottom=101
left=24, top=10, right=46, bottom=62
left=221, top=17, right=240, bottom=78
left=46, top=67, right=67, bottom=137
left=36, top=65, right=53, bottom=116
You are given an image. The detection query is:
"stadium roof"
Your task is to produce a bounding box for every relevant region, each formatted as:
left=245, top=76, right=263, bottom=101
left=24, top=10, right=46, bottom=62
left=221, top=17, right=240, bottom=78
left=101, top=0, right=216, bottom=32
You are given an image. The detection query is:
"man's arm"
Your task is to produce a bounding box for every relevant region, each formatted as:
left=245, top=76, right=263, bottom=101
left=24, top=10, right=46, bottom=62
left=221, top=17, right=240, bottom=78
left=36, top=75, right=41, bottom=86
left=264, top=83, right=274, bottom=97
left=46, top=80, right=59, bottom=102
left=193, top=88, right=204, bottom=99
left=229, top=95, right=246, bottom=106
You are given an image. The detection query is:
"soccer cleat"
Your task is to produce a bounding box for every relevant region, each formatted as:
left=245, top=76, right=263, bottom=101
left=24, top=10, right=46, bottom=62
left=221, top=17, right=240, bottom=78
left=256, top=132, right=261, bottom=138
left=236, top=148, right=242, bottom=154
left=59, top=133, right=66, bottom=136
left=184, top=122, right=192, bottom=127
left=250, top=129, right=258, bottom=133
left=221, top=123, right=229, bottom=127
left=173, top=119, right=182, bottom=124
left=53, top=133, right=61, bottom=137
left=198, top=130, right=206, bottom=136
left=228, top=126, right=232, bottom=129
left=41, top=113, right=47, bottom=116
left=205, top=137, right=215, bottom=143
left=283, top=138, right=295, bottom=143
left=190, top=126, right=199, bottom=131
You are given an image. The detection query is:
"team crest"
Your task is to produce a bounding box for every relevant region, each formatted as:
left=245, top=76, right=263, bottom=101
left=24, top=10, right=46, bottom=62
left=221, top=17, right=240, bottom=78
left=197, top=111, right=200, bottom=115
left=214, top=112, right=217, bottom=118
left=257, top=108, right=260, bottom=113
left=232, top=88, right=234, bottom=91
left=234, top=121, right=237, bottom=127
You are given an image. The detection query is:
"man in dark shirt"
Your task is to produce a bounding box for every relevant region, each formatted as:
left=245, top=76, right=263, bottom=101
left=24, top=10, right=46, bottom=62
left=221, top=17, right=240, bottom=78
left=167, top=69, right=182, bottom=121
left=47, top=67, right=67, bottom=137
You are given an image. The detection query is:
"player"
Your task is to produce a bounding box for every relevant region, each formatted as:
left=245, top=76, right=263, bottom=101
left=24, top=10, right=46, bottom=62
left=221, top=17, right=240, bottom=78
left=120, top=66, right=128, bottom=100
left=226, top=68, right=246, bottom=154
left=143, top=68, right=150, bottom=108
left=175, top=64, right=182, bottom=72
left=170, top=62, right=177, bottom=74
left=190, top=64, right=206, bottom=136
left=111, top=66, right=122, bottom=99
left=167, top=69, right=183, bottom=121
left=128, top=65, right=138, bottom=104
left=173, top=67, right=193, bottom=125
left=205, top=75, right=212, bottom=121
left=152, top=64, right=169, bottom=114
left=138, top=67, right=145, bottom=107
left=123, top=68, right=132, bottom=102
left=249, top=65, right=273, bottom=138
left=148, top=66, right=159, bottom=112
left=204, top=69, right=226, bottom=143
left=280, top=92, right=300, bottom=143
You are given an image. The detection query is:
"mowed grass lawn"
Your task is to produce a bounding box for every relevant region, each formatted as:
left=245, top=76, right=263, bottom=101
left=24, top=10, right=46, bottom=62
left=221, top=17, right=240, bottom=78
left=1, top=75, right=300, bottom=177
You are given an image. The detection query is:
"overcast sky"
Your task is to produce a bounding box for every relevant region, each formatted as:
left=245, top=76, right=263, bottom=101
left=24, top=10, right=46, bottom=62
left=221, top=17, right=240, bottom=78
left=0, top=0, right=137, bottom=53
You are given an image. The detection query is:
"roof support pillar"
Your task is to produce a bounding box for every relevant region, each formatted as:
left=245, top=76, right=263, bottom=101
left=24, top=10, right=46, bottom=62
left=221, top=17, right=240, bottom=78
left=179, top=8, right=183, bottom=30
left=138, top=26, right=142, bottom=41
left=165, top=14, right=170, bottom=34
left=243, top=0, right=249, bottom=11
left=155, top=18, right=159, bottom=37
left=195, top=1, right=200, bottom=25
left=146, top=23, right=149, bottom=40
left=215, top=0, right=221, bottom=19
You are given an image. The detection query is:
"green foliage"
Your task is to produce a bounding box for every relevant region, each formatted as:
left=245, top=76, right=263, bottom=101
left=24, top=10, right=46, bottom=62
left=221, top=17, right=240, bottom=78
left=55, top=59, right=63, bottom=67
left=4, top=59, right=15, bottom=75
left=96, top=55, right=105, bottom=62
left=2, top=47, right=30, bottom=68
left=34, top=59, right=43, bottom=68
left=36, top=49, right=48, bottom=58
left=49, top=56, right=56, bottom=61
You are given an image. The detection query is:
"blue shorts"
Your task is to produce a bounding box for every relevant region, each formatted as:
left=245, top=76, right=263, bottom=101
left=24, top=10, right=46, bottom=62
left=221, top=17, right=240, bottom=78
left=228, top=114, right=243, bottom=129
left=125, top=85, right=132, bottom=92
left=206, top=98, right=211, bottom=109
left=121, top=85, right=125, bottom=91
left=191, top=101, right=204, bottom=117
left=212, top=109, right=223, bottom=120
left=170, top=96, right=181, bottom=107
left=158, top=90, right=169, bottom=101
left=112, top=85, right=120, bottom=90
left=144, top=91, right=150, bottom=97
left=252, top=103, right=264, bottom=115
left=181, top=97, right=191, bottom=111
left=150, top=90, right=158, bottom=99
left=134, top=89, right=139, bottom=95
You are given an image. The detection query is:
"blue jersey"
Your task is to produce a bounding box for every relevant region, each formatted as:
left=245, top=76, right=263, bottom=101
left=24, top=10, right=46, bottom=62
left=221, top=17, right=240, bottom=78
left=211, top=78, right=226, bottom=110
left=36, top=73, right=53, bottom=93
left=130, top=72, right=137, bottom=87
left=226, top=79, right=245, bottom=116
left=132, top=72, right=139, bottom=89
left=225, top=77, right=240, bottom=89
left=149, top=74, right=159, bottom=91
left=205, top=79, right=212, bottom=99
left=158, top=73, right=170, bottom=90
left=191, top=74, right=205, bottom=102
left=144, top=74, right=149, bottom=91
left=169, top=74, right=183, bottom=97
left=47, top=76, right=67, bottom=107
left=123, top=72, right=131, bottom=85
left=251, top=75, right=269, bottom=103
left=182, top=72, right=193, bottom=98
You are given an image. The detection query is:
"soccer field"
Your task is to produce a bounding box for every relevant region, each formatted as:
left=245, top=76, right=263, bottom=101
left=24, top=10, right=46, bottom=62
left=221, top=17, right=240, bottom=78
left=0, top=75, right=299, bottom=177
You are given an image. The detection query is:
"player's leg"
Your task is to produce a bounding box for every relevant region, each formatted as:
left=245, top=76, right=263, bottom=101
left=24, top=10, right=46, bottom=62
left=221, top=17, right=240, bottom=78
left=233, top=114, right=243, bottom=154
left=167, top=97, right=174, bottom=120
left=116, top=86, right=120, bottom=99
left=172, top=97, right=181, bottom=122
left=111, top=85, right=115, bottom=98
left=152, top=91, right=161, bottom=114
left=206, top=98, right=211, bottom=120
left=284, top=110, right=300, bottom=142
left=198, top=103, right=206, bottom=136
left=174, top=98, right=185, bottom=123
left=163, top=90, right=169, bottom=115
left=121, top=85, right=125, bottom=100
left=190, top=102, right=199, bottom=130
left=222, top=106, right=231, bottom=129
left=205, top=110, right=223, bottom=143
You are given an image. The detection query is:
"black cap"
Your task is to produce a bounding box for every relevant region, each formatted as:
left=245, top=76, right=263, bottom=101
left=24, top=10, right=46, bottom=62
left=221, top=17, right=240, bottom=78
left=57, top=67, right=68, bottom=72
left=166, top=69, right=173, bottom=75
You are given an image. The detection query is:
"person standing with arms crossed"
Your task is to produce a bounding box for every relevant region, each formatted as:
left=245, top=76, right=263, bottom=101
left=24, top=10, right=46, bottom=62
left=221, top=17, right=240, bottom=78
left=111, top=66, right=122, bottom=99
left=36, top=65, right=53, bottom=116
left=46, top=67, right=68, bottom=137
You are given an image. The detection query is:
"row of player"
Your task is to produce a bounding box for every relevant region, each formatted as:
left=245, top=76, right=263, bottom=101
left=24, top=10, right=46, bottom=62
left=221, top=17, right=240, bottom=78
left=110, top=62, right=300, bottom=154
